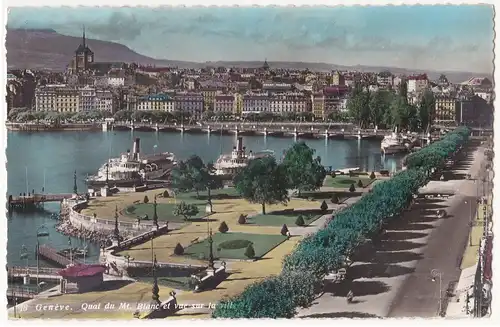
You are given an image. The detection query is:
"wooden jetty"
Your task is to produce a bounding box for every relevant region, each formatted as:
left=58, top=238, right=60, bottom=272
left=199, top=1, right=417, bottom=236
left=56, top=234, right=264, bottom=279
left=8, top=266, right=61, bottom=281
left=8, top=193, right=74, bottom=209
left=38, top=244, right=82, bottom=267
left=7, top=286, right=38, bottom=300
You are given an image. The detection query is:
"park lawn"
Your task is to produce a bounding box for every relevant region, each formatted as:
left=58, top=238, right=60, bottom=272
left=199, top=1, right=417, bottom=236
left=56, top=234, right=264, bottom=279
left=175, top=187, right=240, bottom=202
left=184, top=232, right=287, bottom=260
left=123, top=202, right=206, bottom=222
left=461, top=200, right=490, bottom=269
left=117, top=197, right=318, bottom=263
left=323, top=175, right=375, bottom=188
left=247, top=209, right=324, bottom=227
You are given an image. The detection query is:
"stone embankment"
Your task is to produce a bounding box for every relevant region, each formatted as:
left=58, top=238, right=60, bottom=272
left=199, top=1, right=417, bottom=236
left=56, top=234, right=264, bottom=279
left=55, top=216, right=111, bottom=245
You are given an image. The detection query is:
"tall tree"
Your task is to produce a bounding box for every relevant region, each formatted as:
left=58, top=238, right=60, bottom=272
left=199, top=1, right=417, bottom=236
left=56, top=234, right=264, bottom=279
left=347, top=82, right=366, bottom=127
left=369, top=90, right=391, bottom=128
left=282, top=142, right=326, bottom=197
left=170, top=155, right=221, bottom=198
left=234, top=156, right=289, bottom=214
left=419, top=89, right=436, bottom=131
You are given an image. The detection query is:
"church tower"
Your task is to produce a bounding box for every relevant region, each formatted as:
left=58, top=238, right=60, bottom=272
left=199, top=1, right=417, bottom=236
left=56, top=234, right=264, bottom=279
left=70, top=26, right=94, bottom=74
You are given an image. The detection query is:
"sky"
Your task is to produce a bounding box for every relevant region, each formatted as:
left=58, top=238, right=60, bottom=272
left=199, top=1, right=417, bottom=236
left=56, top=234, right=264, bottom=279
left=7, top=5, right=495, bottom=73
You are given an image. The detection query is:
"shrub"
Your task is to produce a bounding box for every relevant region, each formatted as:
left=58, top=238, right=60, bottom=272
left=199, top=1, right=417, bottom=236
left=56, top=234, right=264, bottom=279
left=370, top=171, right=376, bottom=180
left=163, top=190, right=170, bottom=198
left=357, top=179, right=363, bottom=188
left=330, top=193, right=339, bottom=204
left=238, top=214, right=247, bottom=225
left=219, top=221, right=229, bottom=233
left=349, top=183, right=356, bottom=192
left=244, top=243, right=255, bottom=259
left=281, top=224, right=289, bottom=236
left=330, top=172, right=336, bottom=178
left=320, top=200, right=328, bottom=212
left=174, top=243, right=184, bottom=255
left=143, top=195, right=149, bottom=204
left=173, top=201, right=199, bottom=220
left=295, top=215, right=305, bottom=227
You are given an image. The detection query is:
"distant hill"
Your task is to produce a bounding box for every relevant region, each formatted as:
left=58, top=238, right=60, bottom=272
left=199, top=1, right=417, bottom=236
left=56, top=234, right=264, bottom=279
left=7, top=29, right=490, bottom=83
left=6, top=28, right=197, bottom=71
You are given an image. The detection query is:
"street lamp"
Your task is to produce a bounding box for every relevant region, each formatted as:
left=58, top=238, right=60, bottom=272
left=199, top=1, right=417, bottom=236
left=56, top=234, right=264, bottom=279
left=20, top=244, right=29, bottom=275
left=35, top=225, right=49, bottom=291
left=431, top=269, right=443, bottom=316
left=464, top=200, right=474, bottom=246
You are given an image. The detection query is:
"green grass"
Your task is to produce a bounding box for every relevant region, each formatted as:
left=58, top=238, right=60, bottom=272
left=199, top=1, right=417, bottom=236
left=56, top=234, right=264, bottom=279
left=323, top=175, right=375, bottom=188
left=184, top=232, right=287, bottom=260
left=174, top=187, right=241, bottom=203
left=123, top=203, right=206, bottom=222
left=246, top=209, right=324, bottom=227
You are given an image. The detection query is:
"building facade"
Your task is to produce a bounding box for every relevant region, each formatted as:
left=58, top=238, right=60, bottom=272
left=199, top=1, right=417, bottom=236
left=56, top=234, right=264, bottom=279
left=242, top=94, right=270, bottom=114
left=434, top=95, right=457, bottom=123
left=174, top=93, right=204, bottom=118
left=137, top=93, right=175, bottom=111
left=214, top=94, right=236, bottom=114
left=35, top=85, right=80, bottom=112
left=269, top=93, right=307, bottom=114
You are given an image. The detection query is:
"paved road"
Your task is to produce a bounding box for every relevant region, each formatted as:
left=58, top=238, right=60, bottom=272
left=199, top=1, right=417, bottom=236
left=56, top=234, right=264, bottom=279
left=297, top=141, right=486, bottom=318
left=388, top=142, right=486, bottom=317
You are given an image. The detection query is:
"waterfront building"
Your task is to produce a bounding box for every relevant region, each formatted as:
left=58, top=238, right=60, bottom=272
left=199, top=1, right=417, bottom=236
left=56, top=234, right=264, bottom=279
left=214, top=94, right=237, bottom=114
left=434, top=95, right=458, bottom=124
left=67, top=27, right=94, bottom=75
left=174, top=92, right=204, bottom=119
left=79, top=86, right=96, bottom=111
left=242, top=93, right=270, bottom=115
left=324, top=86, right=349, bottom=117
left=311, top=92, right=326, bottom=120
left=456, top=95, right=493, bottom=127
left=35, top=85, right=80, bottom=112
left=137, top=93, right=175, bottom=112
left=269, top=93, right=307, bottom=114
left=95, top=90, right=114, bottom=112
left=201, top=88, right=221, bottom=111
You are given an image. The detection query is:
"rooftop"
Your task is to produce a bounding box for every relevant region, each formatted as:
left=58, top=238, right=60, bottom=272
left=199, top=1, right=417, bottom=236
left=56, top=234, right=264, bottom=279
left=58, top=264, right=106, bottom=278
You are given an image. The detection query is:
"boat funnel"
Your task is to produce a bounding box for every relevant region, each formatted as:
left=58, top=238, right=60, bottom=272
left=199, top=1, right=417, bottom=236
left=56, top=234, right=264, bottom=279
left=237, top=137, right=243, bottom=151
left=133, top=138, right=140, bottom=160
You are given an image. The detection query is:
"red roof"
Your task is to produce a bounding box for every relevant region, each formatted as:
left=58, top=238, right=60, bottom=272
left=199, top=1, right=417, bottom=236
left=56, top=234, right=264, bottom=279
left=483, top=235, right=493, bottom=281
left=407, top=74, right=428, bottom=81
left=58, top=264, right=106, bottom=278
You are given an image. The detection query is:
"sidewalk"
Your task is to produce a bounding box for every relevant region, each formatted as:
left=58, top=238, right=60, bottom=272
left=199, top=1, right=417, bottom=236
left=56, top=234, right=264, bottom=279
left=445, top=264, right=476, bottom=318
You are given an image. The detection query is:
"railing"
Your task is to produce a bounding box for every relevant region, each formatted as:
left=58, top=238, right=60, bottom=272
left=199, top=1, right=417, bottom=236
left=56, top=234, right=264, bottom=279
left=7, top=287, right=38, bottom=298
left=8, top=266, right=61, bottom=276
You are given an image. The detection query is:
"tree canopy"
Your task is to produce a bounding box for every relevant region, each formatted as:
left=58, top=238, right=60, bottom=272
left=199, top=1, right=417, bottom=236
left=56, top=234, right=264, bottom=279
left=233, top=156, right=289, bottom=214
left=281, top=142, right=326, bottom=196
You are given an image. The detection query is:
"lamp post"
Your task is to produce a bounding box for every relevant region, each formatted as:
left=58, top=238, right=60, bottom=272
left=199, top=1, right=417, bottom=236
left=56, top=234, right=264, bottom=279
left=431, top=269, right=443, bottom=316
left=465, top=200, right=473, bottom=246
left=20, top=244, right=29, bottom=275
left=152, top=195, right=159, bottom=230
left=208, top=228, right=215, bottom=271
left=35, top=225, right=49, bottom=292
left=68, top=237, right=73, bottom=265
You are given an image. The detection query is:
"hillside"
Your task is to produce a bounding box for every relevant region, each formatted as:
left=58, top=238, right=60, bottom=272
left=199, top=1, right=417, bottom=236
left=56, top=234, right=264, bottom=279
left=6, top=29, right=196, bottom=71
left=7, top=29, right=490, bottom=83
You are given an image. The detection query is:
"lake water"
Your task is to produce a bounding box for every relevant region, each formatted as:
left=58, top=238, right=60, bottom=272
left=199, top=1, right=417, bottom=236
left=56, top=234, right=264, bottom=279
left=6, top=130, right=402, bottom=266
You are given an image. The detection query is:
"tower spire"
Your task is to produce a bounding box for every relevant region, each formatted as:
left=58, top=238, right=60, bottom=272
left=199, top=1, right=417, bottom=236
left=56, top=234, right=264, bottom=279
left=82, top=25, right=86, bottom=48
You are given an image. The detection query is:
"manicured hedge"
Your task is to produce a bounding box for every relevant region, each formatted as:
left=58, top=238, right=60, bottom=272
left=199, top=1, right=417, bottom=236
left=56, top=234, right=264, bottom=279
left=212, top=127, right=470, bottom=318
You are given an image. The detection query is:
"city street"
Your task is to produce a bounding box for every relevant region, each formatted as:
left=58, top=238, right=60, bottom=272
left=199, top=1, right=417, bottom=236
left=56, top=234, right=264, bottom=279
left=297, top=142, right=487, bottom=318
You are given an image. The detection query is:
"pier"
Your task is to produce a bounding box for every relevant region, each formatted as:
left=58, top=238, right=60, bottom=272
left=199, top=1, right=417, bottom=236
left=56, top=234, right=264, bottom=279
left=8, top=266, right=61, bottom=281
left=38, top=244, right=82, bottom=267
left=8, top=193, right=74, bottom=209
